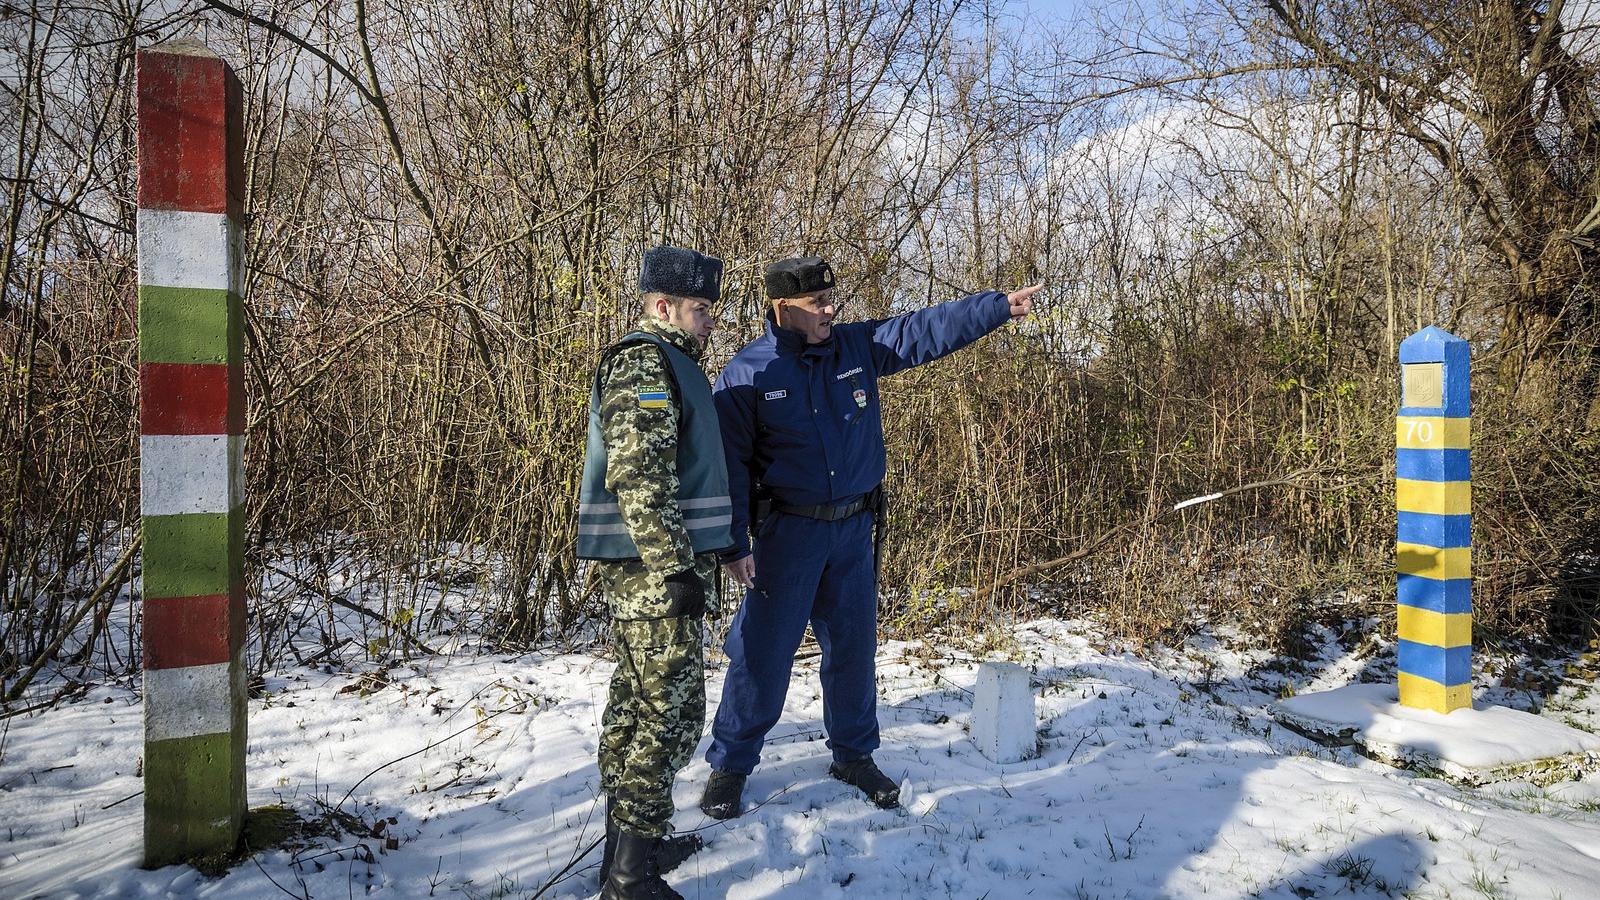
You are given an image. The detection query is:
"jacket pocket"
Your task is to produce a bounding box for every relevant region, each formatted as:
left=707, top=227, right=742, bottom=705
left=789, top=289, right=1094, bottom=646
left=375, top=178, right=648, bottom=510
left=604, top=562, right=712, bottom=621
left=613, top=615, right=704, bottom=653
left=758, top=421, right=810, bottom=448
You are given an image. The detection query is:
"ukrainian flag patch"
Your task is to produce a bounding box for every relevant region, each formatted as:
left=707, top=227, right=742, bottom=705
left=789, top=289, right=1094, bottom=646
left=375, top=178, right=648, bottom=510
left=637, top=385, right=669, bottom=409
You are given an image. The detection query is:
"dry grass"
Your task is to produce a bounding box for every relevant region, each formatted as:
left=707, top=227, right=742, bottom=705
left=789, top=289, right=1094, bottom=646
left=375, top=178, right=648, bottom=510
left=1, top=1, right=1597, bottom=695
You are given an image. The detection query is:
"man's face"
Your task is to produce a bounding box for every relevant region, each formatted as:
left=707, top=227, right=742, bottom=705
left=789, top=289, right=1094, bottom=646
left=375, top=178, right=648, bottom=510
left=662, top=295, right=715, bottom=346
left=776, top=289, right=837, bottom=344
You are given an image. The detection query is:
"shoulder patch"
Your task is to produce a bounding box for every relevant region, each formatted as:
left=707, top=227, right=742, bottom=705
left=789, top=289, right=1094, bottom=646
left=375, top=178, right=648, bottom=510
left=638, top=385, right=670, bottom=409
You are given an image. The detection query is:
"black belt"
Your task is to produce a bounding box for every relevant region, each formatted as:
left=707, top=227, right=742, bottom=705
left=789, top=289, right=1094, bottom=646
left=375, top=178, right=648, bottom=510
left=774, top=494, right=871, bottom=522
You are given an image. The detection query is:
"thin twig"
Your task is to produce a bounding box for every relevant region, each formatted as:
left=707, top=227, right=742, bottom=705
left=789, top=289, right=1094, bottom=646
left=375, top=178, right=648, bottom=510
left=101, top=790, right=141, bottom=810
left=335, top=694, right=531, bottom=813
left=527, top=835, right=603, bottom=899
left=251, top=850, right=310, bottom=900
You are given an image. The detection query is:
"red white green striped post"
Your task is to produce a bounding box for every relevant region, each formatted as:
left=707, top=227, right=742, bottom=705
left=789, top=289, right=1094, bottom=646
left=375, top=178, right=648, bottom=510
left=136, top=42, right=247, bottom=867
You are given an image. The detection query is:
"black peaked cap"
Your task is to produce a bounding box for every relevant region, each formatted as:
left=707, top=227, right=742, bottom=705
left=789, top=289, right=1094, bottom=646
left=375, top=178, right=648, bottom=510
left=764, top=256, right=835, bottom=299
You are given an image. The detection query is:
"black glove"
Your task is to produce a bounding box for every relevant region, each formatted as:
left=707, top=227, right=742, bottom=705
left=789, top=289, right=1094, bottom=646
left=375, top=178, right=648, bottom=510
left=662, top=568, right=706, bottom=618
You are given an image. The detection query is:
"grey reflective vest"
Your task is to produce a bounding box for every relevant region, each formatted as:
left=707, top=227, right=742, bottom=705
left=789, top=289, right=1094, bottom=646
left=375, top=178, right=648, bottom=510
left=576, top=331, right=735, bottom=560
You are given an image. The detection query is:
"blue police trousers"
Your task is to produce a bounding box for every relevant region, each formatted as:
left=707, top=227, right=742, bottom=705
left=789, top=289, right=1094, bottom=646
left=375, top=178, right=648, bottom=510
left=706, top=508, right=880, bottom=775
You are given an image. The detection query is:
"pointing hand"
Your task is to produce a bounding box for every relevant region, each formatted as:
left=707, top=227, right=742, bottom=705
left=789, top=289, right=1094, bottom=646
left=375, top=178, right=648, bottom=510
left=1007, top=284, right=1041, bottom=319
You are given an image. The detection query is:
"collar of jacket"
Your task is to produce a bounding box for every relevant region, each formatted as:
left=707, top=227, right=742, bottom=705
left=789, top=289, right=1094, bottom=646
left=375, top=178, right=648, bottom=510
left=765, top=309, right=837, bottom=359
left=635, top=316, right=703, bottom=361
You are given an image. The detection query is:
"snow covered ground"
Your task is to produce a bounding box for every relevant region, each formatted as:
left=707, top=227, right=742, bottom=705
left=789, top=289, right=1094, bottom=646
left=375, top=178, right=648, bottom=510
left=5, top=613, right=1600, bottom=898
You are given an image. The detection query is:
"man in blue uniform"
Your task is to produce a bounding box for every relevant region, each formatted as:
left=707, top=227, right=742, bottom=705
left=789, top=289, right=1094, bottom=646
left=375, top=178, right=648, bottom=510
left=699, top=256, right=1039, bottom=817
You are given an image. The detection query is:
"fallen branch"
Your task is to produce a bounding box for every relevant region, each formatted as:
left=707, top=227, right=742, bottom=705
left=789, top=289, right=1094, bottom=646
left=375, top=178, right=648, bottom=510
left=974, top=468, right=1379, bottom=603
left=264, top=563, right=438, bottom=657
left=335, top=693, right=531, bottom=813
left=4, top=536, right=140, bottom=705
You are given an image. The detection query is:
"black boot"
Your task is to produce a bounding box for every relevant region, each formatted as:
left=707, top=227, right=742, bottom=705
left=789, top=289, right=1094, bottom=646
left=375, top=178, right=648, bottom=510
left=601, top=798, right=703, bottom=884
left=599, top=798, right=619, bottom=883
left=599, top=829, right=683, bottom=900
left=829, top=756, right=900, bottom=809
left=698, top=770, right=747, bottom=820
left=654, top=830, right=703, bottom=875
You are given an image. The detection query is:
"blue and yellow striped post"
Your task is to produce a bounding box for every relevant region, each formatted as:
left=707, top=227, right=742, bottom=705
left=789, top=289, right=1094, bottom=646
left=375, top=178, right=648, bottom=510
left=1396, top=326, right=1471, bottom=714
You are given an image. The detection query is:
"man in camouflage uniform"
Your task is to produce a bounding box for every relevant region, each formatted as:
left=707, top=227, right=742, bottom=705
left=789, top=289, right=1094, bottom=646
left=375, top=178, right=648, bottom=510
left=577, top=245, right=734, bottom=900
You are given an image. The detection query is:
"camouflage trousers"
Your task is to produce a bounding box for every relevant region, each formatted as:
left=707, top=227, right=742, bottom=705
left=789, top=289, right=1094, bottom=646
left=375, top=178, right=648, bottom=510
left=596, top=554, right=717, bottom=838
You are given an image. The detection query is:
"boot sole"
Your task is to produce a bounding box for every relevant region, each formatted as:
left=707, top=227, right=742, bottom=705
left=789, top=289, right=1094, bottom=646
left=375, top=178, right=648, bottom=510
left=699, top=802, right=743, bottom=820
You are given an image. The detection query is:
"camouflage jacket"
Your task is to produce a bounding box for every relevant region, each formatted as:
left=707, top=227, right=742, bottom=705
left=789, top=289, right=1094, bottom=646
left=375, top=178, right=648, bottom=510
left=597, top=317, right=707, bottom=574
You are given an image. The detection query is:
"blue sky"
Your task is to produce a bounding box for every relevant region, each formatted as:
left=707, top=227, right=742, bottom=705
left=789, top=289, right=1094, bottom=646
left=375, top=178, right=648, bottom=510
left=1016, top=0, right=1087, bottom=20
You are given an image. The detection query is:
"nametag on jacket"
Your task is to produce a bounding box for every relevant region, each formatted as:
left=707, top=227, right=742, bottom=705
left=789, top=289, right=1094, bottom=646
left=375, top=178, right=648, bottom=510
left=763, top=389, right=787, bottom=400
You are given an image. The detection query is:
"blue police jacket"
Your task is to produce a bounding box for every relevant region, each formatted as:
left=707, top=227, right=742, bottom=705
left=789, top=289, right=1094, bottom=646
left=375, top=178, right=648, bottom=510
left=714, top=290, right=1012, bottom=562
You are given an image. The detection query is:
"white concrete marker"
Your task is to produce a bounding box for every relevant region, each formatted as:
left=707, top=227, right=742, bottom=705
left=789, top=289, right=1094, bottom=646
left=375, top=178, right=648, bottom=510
left=973, top=661, right=1035, bottom=764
